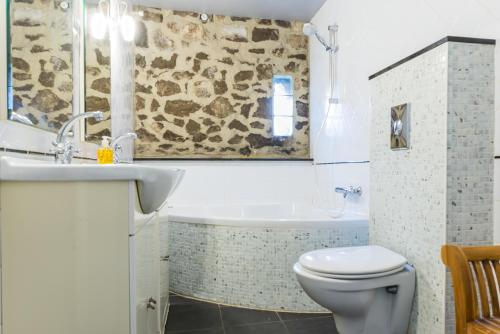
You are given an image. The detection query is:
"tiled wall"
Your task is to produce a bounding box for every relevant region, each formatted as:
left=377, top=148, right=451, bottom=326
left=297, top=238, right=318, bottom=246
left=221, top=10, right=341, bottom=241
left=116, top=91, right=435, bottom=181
left=167, top=220, right=368, bottom=312
left=370, top=44, right=449, bottom=334
left=138, top=160, right=316, bottom=206
left=370, top=41, right=494, bottom=334
left=444, top=42, right=495, bottom=333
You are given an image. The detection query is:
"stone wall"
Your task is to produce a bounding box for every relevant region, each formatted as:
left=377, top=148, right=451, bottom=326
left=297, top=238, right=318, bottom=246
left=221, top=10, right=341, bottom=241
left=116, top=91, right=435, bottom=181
left=86, top=7, right=310, bottom=159
left=9, top=0, right=74, bottom=132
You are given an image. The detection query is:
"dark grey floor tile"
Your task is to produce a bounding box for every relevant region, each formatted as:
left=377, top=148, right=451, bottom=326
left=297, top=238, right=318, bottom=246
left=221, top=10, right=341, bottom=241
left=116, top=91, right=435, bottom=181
left=167, top=328, right=224, bottom=334
left=170, top=295, right=219, bottom=312
left=166, top=306, right=222, bottom=332
left=225, top=322, right=288, bottom=334
left=284, top=316, right=338, bottom=334
left=278, top=311, right=332, bottom=321
left=220, top=306, right=279, bottom=327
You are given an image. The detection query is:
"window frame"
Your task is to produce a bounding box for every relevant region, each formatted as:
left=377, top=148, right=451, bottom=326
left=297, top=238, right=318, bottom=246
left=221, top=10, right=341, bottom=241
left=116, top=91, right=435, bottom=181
left=271, top=75, right=295, bottom=137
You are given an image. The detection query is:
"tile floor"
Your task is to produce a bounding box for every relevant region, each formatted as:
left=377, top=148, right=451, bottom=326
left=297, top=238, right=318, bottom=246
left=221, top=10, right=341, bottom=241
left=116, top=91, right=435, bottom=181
left=165, top=294, right=338, bottom=334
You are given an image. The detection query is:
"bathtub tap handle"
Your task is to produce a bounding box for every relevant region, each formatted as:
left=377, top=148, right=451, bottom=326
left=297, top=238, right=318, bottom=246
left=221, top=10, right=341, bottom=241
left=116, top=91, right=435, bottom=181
left=335, top=186, right=362, bottom=198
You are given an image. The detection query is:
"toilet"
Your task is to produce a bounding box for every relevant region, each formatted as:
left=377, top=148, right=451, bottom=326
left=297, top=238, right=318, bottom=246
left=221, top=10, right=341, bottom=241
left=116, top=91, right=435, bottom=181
left=294, top=245, right=415, bottom=334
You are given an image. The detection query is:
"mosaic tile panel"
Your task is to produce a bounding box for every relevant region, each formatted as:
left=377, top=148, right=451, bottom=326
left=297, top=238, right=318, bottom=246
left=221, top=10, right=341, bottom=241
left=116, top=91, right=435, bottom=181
left=9, top=0, right=74, bottom=131
left=370, top=44, right=449, bottom=334
left=370, top=41, right=494, bottom=334
left=167, top=220, right=368, bottom=312
left=444, top=42, right=495, bottom=334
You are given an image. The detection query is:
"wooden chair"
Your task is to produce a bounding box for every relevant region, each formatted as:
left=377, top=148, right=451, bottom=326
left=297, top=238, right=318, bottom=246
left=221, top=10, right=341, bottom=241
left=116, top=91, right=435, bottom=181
left=442, top=245, right=500, bottom=334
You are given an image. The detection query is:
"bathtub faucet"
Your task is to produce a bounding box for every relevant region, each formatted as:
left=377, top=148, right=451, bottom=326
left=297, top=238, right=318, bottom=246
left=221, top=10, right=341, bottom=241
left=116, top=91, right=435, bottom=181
left=335, top=186, right=362, bottom=198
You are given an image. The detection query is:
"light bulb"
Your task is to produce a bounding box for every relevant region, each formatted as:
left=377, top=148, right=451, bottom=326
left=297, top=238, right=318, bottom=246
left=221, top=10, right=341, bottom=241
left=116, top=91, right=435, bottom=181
left=90, top=12, right=108, bottom=40
left=120, top=14, right=135, bottom=42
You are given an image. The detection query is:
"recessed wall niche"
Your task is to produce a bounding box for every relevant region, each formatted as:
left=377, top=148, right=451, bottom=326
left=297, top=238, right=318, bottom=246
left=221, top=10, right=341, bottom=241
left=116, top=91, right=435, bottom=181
left=85, top=6, right=310, bottom=159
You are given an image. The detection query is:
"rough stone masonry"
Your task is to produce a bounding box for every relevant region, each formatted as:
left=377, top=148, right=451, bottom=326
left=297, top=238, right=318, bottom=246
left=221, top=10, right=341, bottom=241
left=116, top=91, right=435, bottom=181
left=85, top=6, right=310, bottom=159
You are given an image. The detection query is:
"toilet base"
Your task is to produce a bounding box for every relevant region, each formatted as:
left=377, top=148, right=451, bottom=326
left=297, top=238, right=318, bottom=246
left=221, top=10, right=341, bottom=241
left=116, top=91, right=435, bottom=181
left=333, top=287, right=398, bottom=334
left=295, top=264, right=416, bottom=334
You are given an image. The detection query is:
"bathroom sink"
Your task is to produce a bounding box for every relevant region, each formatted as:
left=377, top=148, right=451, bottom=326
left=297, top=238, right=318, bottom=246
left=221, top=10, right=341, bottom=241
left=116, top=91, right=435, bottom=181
left=0, top=156, right=184, bottom=214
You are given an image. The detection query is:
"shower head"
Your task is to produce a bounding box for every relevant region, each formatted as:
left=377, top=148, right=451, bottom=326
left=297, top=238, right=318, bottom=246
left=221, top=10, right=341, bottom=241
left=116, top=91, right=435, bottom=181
left=303, top=22, right=337, bottom=53
left=302, top=23, right=317, bottom=36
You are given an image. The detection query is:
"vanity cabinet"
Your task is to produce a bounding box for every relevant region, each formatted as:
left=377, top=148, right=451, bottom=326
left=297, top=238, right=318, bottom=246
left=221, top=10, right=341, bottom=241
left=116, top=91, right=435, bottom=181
left=0, top=181, right=164, bottom=334
left=133, top=209, right=161, bottom=334
left=160, top=216, right=171, bottom=328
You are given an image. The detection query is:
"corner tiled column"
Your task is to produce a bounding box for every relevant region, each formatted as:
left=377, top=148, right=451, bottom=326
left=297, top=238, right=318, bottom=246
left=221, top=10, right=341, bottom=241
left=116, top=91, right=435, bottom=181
left=369, top=38, right=495, bottom=334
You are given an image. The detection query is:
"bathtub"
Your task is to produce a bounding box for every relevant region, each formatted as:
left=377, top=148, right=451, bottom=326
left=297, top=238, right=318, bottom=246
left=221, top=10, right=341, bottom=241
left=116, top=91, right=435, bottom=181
left=162, top=204, right=368, bottom=312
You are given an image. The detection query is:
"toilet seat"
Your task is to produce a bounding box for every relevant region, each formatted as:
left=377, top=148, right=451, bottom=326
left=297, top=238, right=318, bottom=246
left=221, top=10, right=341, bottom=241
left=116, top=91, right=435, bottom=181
left=296, top=263, right=406, bottom=279
left=298, top=245, right=408, bottom=279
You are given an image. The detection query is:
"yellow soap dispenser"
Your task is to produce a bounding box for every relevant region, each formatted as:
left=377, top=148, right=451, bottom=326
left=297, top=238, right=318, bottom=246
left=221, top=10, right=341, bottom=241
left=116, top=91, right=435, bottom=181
left=97, top=136, right=114, bottom=164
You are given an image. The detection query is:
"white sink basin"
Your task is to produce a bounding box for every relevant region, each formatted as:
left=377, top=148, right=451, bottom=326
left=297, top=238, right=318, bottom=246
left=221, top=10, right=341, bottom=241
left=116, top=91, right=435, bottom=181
left=0, top=156, right=185, bottom=214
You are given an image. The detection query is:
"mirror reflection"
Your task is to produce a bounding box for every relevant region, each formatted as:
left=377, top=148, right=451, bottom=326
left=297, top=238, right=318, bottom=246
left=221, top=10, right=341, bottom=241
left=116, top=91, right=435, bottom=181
left=7, top=0, right=75, bottom=132
left=84, top=1, right=112, bottom=143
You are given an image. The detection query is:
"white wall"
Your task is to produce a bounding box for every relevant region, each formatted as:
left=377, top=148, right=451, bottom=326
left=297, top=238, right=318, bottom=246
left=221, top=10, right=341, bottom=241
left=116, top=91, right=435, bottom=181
left=310, top=0, right=500, bottom=228
left=141, top=161, right=316, bottom=206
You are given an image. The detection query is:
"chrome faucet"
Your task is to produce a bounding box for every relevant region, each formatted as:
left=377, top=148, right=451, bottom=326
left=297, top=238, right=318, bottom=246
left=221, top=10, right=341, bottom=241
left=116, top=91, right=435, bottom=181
left=52, top=111, right=104, bottom=164
left=10, top=111, right=34, bottom=126
left=335, top=186, right=363, bottom=198
left=111, top=132, right=137, bottom=163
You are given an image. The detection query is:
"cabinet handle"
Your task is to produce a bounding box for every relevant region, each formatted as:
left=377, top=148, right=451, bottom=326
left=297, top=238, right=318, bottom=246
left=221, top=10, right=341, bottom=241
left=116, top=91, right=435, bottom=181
left=161, top=255, right=170, bottom=262
left=147, top=297, right=157, bottom=310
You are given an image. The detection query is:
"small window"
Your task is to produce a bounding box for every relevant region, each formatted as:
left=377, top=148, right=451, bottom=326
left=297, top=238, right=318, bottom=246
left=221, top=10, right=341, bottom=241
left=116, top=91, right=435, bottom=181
left=272, top=75, right=294, bottom=137
left=7, top=64, right=13, bottom=113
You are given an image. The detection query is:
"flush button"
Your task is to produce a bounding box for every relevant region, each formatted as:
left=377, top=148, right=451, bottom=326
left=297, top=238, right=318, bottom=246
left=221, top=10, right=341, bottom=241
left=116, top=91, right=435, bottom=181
left=386, top=286, right=398, bottom=294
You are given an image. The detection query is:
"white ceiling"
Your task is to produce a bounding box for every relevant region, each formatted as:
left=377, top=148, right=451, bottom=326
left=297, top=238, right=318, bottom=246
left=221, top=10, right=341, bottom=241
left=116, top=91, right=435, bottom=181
left=127, top=0, right=327, bottom=21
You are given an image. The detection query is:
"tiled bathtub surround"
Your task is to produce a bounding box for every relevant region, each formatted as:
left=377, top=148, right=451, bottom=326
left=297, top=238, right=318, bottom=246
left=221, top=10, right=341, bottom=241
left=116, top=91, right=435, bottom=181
left=167, top=220, right=368, bottom=312
left=370, top=38, right=495, bottom=334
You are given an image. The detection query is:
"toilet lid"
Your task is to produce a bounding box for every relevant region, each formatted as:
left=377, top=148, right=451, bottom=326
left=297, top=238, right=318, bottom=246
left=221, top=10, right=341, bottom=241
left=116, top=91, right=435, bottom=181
left=299, top=245, right=407, bottom=276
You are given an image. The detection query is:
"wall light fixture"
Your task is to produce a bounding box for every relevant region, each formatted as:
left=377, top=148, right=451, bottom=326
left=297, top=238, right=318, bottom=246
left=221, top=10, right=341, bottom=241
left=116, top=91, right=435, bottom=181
left=90, top=0, right=109, bottom=40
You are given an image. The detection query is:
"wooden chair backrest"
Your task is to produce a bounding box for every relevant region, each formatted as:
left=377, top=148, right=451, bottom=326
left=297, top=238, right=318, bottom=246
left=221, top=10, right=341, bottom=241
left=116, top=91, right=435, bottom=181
left=441, top=245, right=500, bottom=333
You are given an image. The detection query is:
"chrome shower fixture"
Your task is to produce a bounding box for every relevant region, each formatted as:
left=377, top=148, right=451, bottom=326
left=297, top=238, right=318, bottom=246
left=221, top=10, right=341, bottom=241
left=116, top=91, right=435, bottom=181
left=199, top=13, right=212, bottom=23
left=303, top=23, right=338, bottom=53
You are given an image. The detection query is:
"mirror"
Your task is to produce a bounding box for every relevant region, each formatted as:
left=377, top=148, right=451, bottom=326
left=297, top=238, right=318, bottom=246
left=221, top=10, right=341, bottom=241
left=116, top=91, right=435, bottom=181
left=84, top=1, right=112, bottom=143
left=7, top=0, right=76, bottom=132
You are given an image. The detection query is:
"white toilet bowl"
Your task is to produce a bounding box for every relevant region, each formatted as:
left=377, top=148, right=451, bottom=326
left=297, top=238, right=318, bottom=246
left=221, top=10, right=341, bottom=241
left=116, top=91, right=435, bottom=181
left=294, top=245, right=415, bottom=334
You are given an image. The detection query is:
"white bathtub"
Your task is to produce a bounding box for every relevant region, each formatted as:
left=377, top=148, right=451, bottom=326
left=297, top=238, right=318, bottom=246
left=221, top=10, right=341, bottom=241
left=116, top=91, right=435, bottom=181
left=166, top=203, right=367, bottom=228
left=163, top=203, right=368, bottom=312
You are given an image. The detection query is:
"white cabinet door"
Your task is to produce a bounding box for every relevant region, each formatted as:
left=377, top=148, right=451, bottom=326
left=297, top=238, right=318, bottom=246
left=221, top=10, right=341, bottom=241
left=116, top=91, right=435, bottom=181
left=159, top=217, right=170, bottom=333
left=1, top=181, right=131, bottom=334
left=133, top=214, right=161, bottom=334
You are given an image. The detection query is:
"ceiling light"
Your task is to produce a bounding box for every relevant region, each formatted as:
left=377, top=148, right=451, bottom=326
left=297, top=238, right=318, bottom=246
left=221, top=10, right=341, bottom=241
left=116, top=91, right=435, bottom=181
left=90, top=0, right=109, bottom=40
left=119, top=2, right=136, bottom=42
